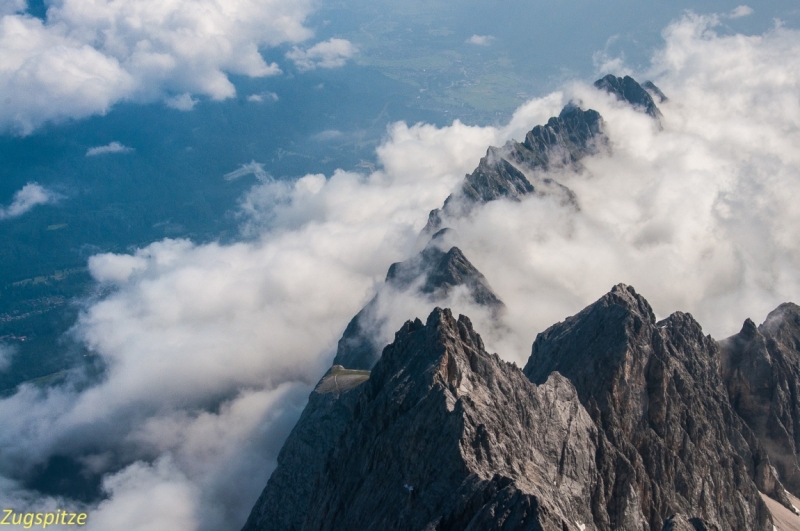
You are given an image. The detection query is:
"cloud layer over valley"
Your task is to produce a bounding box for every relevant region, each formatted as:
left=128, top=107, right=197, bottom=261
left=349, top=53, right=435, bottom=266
left=0, top=0, right=356, bottom=133
left=1, top=10, right=800, bottom=531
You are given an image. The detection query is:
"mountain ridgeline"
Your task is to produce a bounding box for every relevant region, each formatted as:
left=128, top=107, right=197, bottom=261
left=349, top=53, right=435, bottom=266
left=243, top=76, right=800, bottom=530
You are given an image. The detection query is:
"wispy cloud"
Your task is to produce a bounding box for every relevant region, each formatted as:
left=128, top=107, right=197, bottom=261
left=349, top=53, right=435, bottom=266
left=286, top=38, right=357, bottom=72
left=729, top=5, right=754, bottom=18
left=224, top=161, right=269, bottom=181
left=86, top=141, right=134, bottom=157
left=312, top=129, right=344, bottom=141
left=165, top=94, right=199, bottom=111
left=247, top=92, right=279, bottom=103
left=0, top=344, right=14, bottom=371
left=0, top=183, right=58, bottom=219
left=467, top=35, right=494, bottom=46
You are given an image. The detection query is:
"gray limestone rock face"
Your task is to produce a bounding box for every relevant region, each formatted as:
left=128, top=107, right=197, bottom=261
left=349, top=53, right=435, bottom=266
left=304, top=308, right=599, bottom=531
left=424, top=103, right=600, bottom=234
left=241, top=371, right=365, bottom=531
left=642, top=81, right=668, bottom=104
left=594, top=74, right=664, bottom=119
left=424, top=74, right=662, bottom=236
left=332, top=234, right=503, bottom=371
left=720, top=303, right=800, bottom=498
left=523, top=284, right=778, bottom=530
left=660, top=514, right=707, bottom=531
left=245, top=286, right=800, bottom=530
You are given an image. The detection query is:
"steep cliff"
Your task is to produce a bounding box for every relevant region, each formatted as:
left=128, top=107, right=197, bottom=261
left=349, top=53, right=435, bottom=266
left=251, top=308, right=600, bottom=531
left=720, top=303, right=800, bottom=498
left=245, top=287, right=799, bottom=530
left=523, top=284, right=784, bottom=530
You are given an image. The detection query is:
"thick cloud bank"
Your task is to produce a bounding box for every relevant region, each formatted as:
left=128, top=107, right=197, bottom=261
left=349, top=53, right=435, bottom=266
left=1, top=11, right=800, bottom=531
left=0, top=0, right=317, bottom=133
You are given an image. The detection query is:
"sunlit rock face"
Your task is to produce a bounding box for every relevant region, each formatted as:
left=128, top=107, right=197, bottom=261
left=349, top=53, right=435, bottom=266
left=524, top=284, right=782, bottom=530
left=245, top=286, right=800, bottom=530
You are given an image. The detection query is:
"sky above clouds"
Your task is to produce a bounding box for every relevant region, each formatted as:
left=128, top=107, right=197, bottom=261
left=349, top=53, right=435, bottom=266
left=1, top=2, right=800, bottom=531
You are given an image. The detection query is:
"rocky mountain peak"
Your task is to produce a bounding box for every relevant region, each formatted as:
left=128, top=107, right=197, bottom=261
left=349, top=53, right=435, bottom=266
left=246, top=282, right=800, bottom=530
left=525, top=284, right=783, bottom=530
left=720, top=302, right=800, bottom=498
left=740, top=316, right=760, bottom=340
left=642, top=80, right=668, bottom=103
left=386, top=235, right=500, bottom=308
left=299, top=307, right=600, bottom=530
left=424, top=74, right=663, bottom=236
left=761, top=302, right=800, bottom=340
left=594, top=74, right=664, bottom=119
left=333, top=235, right=502, bottom=371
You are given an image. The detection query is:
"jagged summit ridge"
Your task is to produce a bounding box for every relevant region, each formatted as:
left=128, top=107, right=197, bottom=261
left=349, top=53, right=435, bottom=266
left=250, top=308, right=600, bottom=531
left=425, top=75, right=665, bottom=234
left=245, top=285, right=800, bottom=530
left=524, top=284, right=788, bottom=529
left=333, top=233, right=503, bottom=370
left=594, top=74, right=664, bottom=119
left=242, top=74, right=800, bottom=529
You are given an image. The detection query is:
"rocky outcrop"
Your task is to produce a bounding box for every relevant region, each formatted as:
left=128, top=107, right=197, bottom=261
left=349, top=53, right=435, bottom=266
left=303, top=308, right=598, bottom=530
left=245, top=231, right=508, bottom=531
left=333, top=230, right=503, bottom=370
left=594, top=74, right=663, bottom=119
left=642, top=81, right=668, bottom=104
left=523, top=284, right=782, bottom=530
left=720, top=303, right=800, bottom=498
left=425, top=104, right=599, bottom=233
left=241, top=368, right=365, bottom=531
left=660, top=514, right=704, bottom=531
left=245, top=286, right=800, bottom=530
left=425, top=75, right=664, bottom=234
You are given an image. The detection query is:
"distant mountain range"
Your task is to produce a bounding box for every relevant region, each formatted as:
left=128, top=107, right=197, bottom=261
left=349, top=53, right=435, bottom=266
left=242, top=76, right=800, bottom=530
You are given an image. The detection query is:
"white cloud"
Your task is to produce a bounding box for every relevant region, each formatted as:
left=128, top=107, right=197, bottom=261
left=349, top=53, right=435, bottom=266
left=0, top=0, right=314, bottom=133
left=2, top=10, right=800, bottom=531
left=86, top=141, right=134, bottom=157
left=87, top=458, right=200, bottom=531
left=729, top=5, right=754, bottom=18
left=286, top=38, right=357, bottom=72
left=224, top=161, right=268, bottom=182
left=246, top=91, right=278, bottom=103
left=0, top=0, right=24, bottom=16
left=467, top=34, right=494, bottom=46
left=0, top=183, right=57, bottom=219
left=0, top=16, right=136, bottom=135
left=592, top=35, right=633, bottom=77
left=312, top=129, right=343, bottom=141
left=165, top=93, right=199, bottom=111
